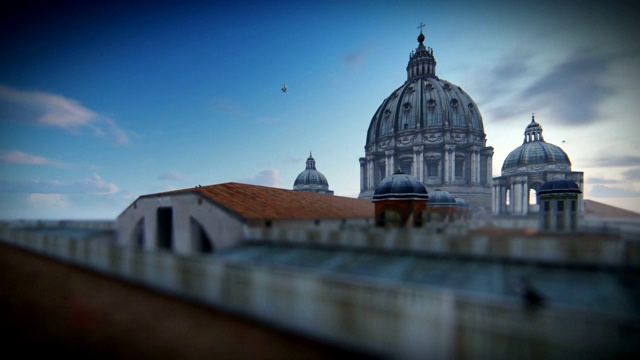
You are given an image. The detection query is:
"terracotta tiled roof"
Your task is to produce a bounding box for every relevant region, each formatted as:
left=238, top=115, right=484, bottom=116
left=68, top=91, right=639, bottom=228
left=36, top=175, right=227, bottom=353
left=584, top=199, right=640, bottom=219
left=158, top=182, right=374, bottom=220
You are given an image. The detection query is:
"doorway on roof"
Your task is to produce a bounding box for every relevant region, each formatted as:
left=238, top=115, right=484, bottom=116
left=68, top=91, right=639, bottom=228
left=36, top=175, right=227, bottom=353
left=191, top=217, right=214, bottom=253
left=131, top=217, right=144, bottom=249
left=157, top=207, right=173, bottom=250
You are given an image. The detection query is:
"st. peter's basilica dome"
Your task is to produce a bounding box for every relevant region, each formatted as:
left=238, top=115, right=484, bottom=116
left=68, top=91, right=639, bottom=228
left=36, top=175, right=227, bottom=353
left=359, top=30, right=493, bottom=212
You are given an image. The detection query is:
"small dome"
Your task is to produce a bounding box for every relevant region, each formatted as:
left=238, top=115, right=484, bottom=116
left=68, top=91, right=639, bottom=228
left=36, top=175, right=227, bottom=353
left=454, top=197, right=469, bottom=210
left=538, top=178, right=581, bottom=195
left=373, top=169, right=428, bottom=201
left=427, top=189, right=456, bottom=207
left=293, top=153, right=332, bottom=194
left=502, top=115, right=571, bottom=172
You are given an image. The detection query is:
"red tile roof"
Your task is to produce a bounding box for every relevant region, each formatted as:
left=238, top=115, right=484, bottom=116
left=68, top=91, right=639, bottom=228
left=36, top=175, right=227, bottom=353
left=156, top=182, right=374, bottom=220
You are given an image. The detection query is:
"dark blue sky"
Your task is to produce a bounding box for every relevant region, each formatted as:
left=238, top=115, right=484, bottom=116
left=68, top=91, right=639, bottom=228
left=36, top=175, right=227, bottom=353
left=1, top=0, right=639, bottom=218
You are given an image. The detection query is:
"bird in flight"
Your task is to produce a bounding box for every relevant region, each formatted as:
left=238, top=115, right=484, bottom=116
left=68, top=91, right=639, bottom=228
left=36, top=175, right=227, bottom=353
left=281, top=83, right=287, bottom=93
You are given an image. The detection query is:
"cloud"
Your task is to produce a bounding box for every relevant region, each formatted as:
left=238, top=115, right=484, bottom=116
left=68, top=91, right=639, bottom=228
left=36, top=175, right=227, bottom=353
left=237, top=169, right=280, bottom=187
left=479, top=49, right=616, bottom=124
left=0, top=84, right=130, bottom=144
left=586, top=155, right=640, bottom=168
left=0, top=149, right=65, bottom=166
left=520, top=51, right=611, bottom=125
left=587, top=176, right=621, bottom=185
left=0, top=174, right=119, bottom=194
left=158, top=171, right=184, bottom=181
left=622, top=168, right=640, bottom=181
left=589, top=185, right=640, bottom=198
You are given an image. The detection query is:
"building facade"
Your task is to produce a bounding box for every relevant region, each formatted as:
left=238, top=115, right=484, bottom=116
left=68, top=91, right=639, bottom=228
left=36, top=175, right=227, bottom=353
left=359, top=31, right=493, bottom=212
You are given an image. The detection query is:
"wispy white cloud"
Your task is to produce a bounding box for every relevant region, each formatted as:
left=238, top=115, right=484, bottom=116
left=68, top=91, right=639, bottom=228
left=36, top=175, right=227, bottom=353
left=589, top=184, right=640, bottom=198
left=587, top=176, right=621, bottom=185
left=476, top=49, right=615, bottom=125
left=0, top=174, right=119, bottom=194
left=237, top=169, right=280, bottom=187
left=586, top=154, right=640, bottom=168
left=0, top=84, right=130, bottom=145
left=622, top=168, right=640, bottom=181
left=0, top=149, right=66, bottom=167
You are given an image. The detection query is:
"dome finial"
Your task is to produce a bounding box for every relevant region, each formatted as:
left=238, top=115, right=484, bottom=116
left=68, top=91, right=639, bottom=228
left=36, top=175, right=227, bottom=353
left=417, top=22, right=425, bottom=43
left=531, top=112, right=536, bottom=123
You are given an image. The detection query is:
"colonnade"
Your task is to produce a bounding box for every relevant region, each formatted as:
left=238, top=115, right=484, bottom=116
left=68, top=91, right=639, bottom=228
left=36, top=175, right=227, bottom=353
left=360, top=145, right=492, bottom=191
left=492, top=176, right=585, bottom=216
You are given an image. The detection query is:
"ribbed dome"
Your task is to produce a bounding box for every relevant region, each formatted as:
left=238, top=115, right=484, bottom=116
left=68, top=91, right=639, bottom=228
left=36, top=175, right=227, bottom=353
left=293, top=153, right=332, bottom=194
left=427, top=189, right=457, bottom=207
left=365, top=31, right=484, bottom=146
left=538, top=178, right=581, bottom=195
left=502, top=115, right=571, bottom=172
left=373, top=169, right=428, bottom=201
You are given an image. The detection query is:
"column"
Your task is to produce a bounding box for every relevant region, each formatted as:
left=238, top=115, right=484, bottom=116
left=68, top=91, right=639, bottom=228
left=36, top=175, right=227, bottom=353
left=522, top=178, right=529, bottom=215
left=483, top=147, right=494, bottom=186
left=509, top=182, right=515, bottom=214
left=445, top=145, right=455, bottom=184
left=413, top=146, right=424, bottom=181
left=367, top=155, right=375, bottom=189
left=359, top=158, right=367, bottom=191
left=486, top=154, right=493, bottom=184
left=492, top=183, right=499, bottom=214
left=514, top=179, right=521, bottom=214
left=443, top=149, right=449, bottom=184
left=476, top=149, right=482, bottom=185
left=385, top=150, right=395, bottom=177
left=578, top=177, right=585, bottom=214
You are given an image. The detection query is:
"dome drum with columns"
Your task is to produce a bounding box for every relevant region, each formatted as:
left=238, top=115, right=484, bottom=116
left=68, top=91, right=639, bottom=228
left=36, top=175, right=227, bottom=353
left=492, top=116, right=584, bottom=216
left=359, top=30, right=494, bottom=212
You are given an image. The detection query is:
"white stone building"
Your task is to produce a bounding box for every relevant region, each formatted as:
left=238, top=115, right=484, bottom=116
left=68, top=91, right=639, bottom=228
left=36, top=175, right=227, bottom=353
left=117, top=182, right=372, bottom=255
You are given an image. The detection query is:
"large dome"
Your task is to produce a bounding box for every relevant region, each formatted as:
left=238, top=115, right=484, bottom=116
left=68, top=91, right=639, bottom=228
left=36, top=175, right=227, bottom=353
left=293, top=153, right=333, bottom=195
left=358, top=30, right=493, bottom=212
left=365, top=32, right=484, bottom=147
left=502, top=116, right=571, bottom=173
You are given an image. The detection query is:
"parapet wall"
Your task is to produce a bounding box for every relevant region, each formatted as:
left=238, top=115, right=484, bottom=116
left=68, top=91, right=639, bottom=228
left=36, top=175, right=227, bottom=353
left=243, top=224, right=640, bottom=268
left=1, top=221, right=639, bottom=358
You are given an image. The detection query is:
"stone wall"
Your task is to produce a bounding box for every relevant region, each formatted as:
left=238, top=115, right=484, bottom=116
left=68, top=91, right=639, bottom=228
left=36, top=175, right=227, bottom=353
left=1, top=222, right=639, bottom=359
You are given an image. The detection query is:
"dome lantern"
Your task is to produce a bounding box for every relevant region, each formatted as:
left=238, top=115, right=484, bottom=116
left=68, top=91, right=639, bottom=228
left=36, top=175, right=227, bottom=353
left=524, top=114, right=544, bottom=143
left=407, top=28, right=437, bottom=81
